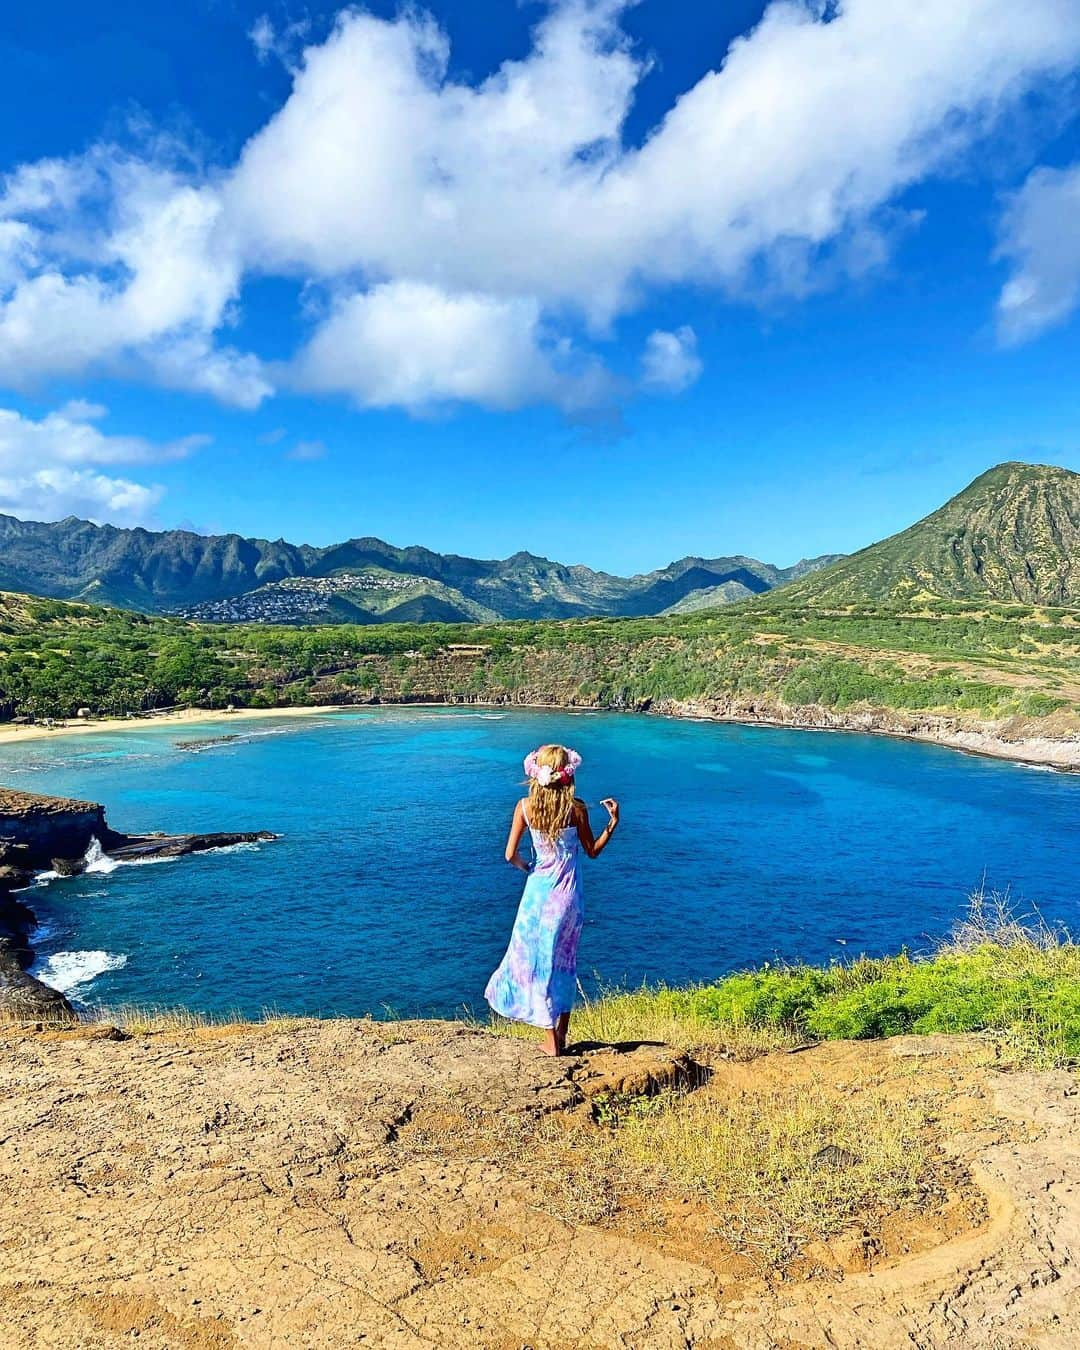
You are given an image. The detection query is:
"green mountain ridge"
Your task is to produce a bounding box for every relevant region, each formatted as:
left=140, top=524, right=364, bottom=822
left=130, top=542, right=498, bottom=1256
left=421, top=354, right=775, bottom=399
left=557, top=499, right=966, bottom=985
left=772, top=462, right=1080, bottom=608
left=0, top=514, right=836, bottom=624
left=2, top=461, right=1075, bottom=624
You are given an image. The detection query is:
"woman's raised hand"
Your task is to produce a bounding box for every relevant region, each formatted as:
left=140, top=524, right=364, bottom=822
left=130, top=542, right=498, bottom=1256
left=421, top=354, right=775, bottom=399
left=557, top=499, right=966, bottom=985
left=601, top=797, right=620, bottom=825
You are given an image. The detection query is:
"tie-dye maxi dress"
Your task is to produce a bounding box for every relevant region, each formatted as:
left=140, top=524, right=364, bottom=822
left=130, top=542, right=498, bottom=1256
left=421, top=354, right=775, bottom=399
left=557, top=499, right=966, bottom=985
left=485, top=808, right=584, bottom=1029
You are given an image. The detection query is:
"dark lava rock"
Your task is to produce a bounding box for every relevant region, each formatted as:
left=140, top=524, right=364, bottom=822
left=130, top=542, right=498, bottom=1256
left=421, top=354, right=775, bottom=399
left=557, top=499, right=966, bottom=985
left=107, top=830, right=278, bottom=863
left=0, top=783, right=276, bottom=1021
left=0, top=951, right=76, bottom=1022
left=50, top=857, right=85, bottom=877
left=812, top=1144, right=862, bottom=1170
left=175, top=735, right=242, bottom=751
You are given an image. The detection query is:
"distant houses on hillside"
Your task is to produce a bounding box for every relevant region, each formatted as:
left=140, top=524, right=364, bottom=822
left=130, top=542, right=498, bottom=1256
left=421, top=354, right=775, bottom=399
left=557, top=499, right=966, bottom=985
left=181, top=573, right=415, bottom=623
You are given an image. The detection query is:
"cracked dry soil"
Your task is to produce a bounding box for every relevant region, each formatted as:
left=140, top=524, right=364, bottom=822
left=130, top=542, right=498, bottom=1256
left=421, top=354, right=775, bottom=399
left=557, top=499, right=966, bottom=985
left=0, top=1020, right=1076, bottom=1348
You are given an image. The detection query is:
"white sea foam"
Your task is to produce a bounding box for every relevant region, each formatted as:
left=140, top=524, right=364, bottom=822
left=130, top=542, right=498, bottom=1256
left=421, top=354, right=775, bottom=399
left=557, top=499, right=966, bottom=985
left=83, top=837, right=119, bottom=874
left=429, top=712, right=507, bottom=719
left=179, top=722, right=335, bottom=753
left=34, top=950, right=127, bottom=994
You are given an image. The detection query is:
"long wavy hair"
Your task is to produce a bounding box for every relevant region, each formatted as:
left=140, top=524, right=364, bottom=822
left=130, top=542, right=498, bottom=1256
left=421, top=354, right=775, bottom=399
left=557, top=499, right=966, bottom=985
left=526, top=744, right=577, bottom=846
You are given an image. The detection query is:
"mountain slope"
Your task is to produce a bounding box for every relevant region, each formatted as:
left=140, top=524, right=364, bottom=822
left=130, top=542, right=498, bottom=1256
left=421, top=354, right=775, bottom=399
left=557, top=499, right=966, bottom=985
left=0, top=513, right=838, bottom=624
left=0, top=515, right=316, bottom=611
left=661, top=556, right=846, bottom=615
left=773, top=463, right=1080, bottom=607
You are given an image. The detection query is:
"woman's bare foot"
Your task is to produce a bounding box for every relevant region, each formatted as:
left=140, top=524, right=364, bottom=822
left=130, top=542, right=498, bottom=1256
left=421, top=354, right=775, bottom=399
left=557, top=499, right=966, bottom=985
left=555, top=1012, right=571, bottom=1056
left=541, top=1028, right=560, bottom=1056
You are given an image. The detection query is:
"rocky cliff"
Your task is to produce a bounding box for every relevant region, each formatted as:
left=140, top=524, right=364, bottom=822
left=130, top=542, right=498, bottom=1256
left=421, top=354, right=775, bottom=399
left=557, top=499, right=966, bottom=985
left=293, top=644, right=1080, bottom=769
left=0, top=788, right=276, bottom=1020
left=0, top=788, right=113, bottom=864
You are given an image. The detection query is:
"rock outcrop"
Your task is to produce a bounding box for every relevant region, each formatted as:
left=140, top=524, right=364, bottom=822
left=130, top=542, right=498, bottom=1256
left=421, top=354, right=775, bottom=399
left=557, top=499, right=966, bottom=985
left=0, top=787, right=275, bottom=1020
left=0, top=1022, right=1075, bottom=1347
left=0, top=788, right=109, bottom=862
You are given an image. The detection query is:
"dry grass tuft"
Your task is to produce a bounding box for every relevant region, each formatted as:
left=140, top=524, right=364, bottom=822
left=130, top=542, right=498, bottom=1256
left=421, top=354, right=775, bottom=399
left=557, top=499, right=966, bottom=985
left=94, top=1004, right=303, bottom=1037
left=593, top=1080, right=929, bottom=1265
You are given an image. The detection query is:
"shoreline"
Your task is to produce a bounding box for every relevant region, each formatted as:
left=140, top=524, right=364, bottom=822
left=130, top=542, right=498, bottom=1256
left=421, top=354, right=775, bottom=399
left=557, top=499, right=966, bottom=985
left=0, top=703, right=347, bottom=746
left=0, top=697, right=1076, bottom=772
left=652, top=699, right=1080, bottom=773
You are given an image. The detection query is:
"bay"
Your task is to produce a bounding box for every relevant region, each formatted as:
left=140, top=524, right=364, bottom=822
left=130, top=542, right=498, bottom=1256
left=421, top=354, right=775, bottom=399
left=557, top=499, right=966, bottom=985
left=2, top=707, right=1076, bottom=1017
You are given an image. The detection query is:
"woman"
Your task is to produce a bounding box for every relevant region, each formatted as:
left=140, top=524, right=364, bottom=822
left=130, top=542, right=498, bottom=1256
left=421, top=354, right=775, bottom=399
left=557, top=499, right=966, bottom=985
left=484, top=743, right=619, bottom=1056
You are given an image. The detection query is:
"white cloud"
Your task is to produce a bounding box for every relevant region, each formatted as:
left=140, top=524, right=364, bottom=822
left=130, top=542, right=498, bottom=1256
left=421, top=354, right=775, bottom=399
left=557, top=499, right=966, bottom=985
left=249, top=15, right=276, bottom=64
left=142, top=333, right=272, bottom=410
left=228, top=0, right=1080, bottom=317
left=0, top=402, right=206, bottom=524
left=286, top=439, right=327, bottom=461
left=0, top=467, right=163, bottom=526
left=291, top=280, right=612, bottom=412
left=0, top=149, right=258, bottom=406
left=995, top=162, right=1080, bottom=344
left=0, top=0, right=1078, bottom=414
left=247, top=12, right=311, bottom=69
left=57, top=398, right=107, bottom=422
left=641, top=327, right=702, bottom=393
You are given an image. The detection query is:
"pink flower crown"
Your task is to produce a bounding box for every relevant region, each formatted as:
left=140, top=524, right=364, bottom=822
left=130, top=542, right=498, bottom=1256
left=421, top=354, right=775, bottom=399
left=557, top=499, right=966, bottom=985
left=523, top=746, right=582, bottom=788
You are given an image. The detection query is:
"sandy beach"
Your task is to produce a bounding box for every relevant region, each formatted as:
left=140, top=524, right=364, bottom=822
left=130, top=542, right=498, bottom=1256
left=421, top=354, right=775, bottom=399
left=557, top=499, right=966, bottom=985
left=0, top=704, right=349, bottom=746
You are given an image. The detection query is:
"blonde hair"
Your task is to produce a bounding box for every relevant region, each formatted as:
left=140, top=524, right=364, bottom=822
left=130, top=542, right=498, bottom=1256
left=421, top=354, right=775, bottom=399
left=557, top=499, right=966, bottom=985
left=526, top=744, right=577, bottom=846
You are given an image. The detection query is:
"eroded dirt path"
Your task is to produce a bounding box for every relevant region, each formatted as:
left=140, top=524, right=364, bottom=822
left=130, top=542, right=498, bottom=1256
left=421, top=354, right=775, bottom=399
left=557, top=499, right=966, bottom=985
left=0, top=1021, right=1075, bottom=1348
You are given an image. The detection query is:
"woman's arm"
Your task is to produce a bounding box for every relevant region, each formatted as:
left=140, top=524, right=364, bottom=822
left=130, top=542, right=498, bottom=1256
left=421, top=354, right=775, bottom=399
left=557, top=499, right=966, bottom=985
left=575, top=797, right=620, bottom=859
left=504, top=799, right=531, bottom=873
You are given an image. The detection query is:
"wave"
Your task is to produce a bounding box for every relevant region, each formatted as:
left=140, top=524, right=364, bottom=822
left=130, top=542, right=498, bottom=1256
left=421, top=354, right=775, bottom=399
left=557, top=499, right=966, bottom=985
left=427, top=712, right=507, bottom=719
left=83, top=838, right=119, bottom=874
left=246, top=728, right=318, bottom=744
left=33, top=949, right=127, bottom=994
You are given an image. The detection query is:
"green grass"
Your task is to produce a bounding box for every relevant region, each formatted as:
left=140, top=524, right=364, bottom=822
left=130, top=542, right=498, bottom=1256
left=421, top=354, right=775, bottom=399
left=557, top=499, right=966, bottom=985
left=491, top=894, right=1080, bottom=1066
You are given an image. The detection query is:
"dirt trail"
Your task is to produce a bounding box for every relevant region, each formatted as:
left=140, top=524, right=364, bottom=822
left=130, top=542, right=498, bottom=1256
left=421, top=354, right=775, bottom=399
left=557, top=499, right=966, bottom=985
left=0, top=1021, right=1076, bottom=1348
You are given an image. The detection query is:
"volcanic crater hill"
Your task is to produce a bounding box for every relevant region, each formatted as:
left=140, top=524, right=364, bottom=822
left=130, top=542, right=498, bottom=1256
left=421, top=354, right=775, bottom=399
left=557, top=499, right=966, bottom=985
left=776, top=462, right=1080, bottom=608
left=0, top=511, right=838, bottom=624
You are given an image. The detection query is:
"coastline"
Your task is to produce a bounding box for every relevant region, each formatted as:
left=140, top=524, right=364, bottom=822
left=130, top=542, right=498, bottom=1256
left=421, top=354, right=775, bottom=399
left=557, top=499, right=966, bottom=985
left=0, top=703, right=348, bottom=746
left=0, top=696, right=1077, bottom=772
left=652, top=698, right=1080, bottom=773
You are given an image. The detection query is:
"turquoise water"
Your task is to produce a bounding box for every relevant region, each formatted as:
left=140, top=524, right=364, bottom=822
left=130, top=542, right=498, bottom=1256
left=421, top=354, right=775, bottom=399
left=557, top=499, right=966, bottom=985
left=2, top=707, right=1077, bottom=1017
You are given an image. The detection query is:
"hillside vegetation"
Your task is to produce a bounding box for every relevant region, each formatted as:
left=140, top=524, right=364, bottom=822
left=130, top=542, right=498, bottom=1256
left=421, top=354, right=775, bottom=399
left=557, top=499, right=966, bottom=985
left=560, top=922, right=1080, bottom=1067
left=782, top=462, right=1080, bottom=607
left=1, top=461, right=1078, bottom=737
left=1, top=588, right=1076, bottom=740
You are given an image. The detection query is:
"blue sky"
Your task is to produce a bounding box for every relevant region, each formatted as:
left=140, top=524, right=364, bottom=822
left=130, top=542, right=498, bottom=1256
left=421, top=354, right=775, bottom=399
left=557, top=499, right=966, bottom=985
left=0, top=0, right=1078, bottom=572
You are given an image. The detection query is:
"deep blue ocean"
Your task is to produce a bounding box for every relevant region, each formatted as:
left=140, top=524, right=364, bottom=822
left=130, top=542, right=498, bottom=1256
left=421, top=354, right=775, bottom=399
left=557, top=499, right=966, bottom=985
left=2, top=707, right=1077, bottom=1017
